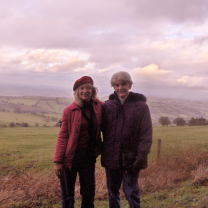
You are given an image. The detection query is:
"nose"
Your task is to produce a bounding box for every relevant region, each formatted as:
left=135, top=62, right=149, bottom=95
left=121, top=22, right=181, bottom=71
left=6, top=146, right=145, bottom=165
left=118, top=85, right=123, bottom=89
left=83, top=88, right=88, bottom=92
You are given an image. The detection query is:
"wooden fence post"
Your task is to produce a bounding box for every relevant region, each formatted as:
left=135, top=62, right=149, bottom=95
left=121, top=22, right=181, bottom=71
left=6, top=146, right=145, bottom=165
left=157, top=139, right=161, bottom=161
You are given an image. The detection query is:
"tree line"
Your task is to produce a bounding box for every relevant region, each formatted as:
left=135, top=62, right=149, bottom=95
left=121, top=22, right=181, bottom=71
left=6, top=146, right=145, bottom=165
left=159, top=116, right=208, bottom=126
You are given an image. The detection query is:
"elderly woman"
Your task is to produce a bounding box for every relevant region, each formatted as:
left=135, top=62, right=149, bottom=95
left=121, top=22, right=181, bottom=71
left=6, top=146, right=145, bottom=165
left=101, top=71, right=152, bottom=208
left=54, top=76, right=103, bottom=208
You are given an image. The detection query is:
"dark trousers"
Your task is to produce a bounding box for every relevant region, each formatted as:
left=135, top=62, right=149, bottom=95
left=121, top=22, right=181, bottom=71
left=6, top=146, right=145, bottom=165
left=60, top=164, right=95, bottom=208
left=105, top=168, right=140, bottom=208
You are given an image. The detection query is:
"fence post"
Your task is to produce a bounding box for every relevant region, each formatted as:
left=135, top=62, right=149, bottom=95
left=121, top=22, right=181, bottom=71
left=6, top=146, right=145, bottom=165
left=157, top=139, right=161, bottom=161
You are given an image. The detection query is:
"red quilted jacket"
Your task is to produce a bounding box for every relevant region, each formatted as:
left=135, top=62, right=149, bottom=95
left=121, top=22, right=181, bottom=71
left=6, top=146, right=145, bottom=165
left=54, top=99, right=103, bottom=169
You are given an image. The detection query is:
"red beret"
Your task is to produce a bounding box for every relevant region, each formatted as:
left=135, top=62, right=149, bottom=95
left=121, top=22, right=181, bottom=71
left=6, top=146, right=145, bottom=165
left=73, top=76, right=94, bottom=91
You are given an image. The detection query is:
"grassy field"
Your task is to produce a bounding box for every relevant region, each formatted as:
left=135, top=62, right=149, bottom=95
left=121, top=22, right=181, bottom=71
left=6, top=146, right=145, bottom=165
left=2, top=125, right=207, bottom=173
left=0, top=126, right=208, bottom=207
left=0, top=111, right=61, bottom=127
left=7, top=97, right=39, bottom=106
left=151, top=125, right=208, bottom=158
left=0, top=127, right=59, bottom=174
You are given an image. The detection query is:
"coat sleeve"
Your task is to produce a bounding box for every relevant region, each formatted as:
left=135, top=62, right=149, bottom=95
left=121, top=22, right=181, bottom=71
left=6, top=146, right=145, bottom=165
left=137, top=103, right=152, bottom=159
left=53, top=107, right=70, bottom=163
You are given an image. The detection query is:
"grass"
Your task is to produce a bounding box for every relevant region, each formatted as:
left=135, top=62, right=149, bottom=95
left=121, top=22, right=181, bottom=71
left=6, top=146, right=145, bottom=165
left=0, top=126, right=208, bottom=207
left=150, top=125, right=208, bottom=159
left=37, top=99, right=53, bottom=111
left=1, top=125, right=208, bottom=173
left=0, top=127, right=59, bottom=174
left=0, top=112, right=44, bottom=126
left=140, top=180, right=208, bottom=208
left=0, top=111, right=61, bottom=126
left=6, top=97, right=39, bottom=106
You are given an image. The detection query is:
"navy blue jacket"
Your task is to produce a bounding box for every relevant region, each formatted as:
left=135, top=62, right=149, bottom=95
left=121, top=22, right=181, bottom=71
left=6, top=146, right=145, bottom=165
left=101, top=92, right=152, bottom=170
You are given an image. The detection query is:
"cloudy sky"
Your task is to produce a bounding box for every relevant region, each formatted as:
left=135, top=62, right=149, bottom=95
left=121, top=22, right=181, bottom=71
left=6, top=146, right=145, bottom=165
left=0, top=0, right=208, bottom=101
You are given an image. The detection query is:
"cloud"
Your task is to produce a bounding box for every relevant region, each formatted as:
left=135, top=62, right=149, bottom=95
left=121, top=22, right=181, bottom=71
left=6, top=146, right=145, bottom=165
left=132, top=64, right=171, bottom=77
left=0, top=48, right=91, bottom=73
left=177, top=75, right=208, bottom=88
left=193, top=35, right=208, bottom=45
left=0, top=0, right=208, bottom=101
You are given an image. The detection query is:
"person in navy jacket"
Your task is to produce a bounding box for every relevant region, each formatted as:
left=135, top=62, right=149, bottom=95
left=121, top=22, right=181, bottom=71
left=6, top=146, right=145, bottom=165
left=101, top=71, right=152, bottom=208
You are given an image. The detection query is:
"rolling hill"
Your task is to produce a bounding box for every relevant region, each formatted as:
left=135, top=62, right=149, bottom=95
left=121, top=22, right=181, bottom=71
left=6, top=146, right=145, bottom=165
left=0, top=95, right=208, bottom=126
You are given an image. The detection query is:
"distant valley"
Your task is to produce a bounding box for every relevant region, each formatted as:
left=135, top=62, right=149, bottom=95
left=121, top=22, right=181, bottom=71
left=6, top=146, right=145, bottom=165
left=1, top=95, right=208, bottom=126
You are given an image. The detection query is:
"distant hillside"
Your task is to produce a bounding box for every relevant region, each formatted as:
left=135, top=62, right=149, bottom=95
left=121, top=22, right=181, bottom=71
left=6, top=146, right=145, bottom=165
left=0, top=96, right=74, bottom=127
left=147, top=97, right=208, bottom=125
left=101, top=96, right=208, bottom=125
left=1, top=95, right=208, bottom=126
left=0, top=96, right=73, bottom=114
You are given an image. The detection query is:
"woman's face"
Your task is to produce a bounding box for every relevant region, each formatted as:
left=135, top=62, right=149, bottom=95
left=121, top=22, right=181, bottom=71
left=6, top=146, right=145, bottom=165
left=113, top=80, right=131, bottom=99
left=78, top=83, right=93, bottom=101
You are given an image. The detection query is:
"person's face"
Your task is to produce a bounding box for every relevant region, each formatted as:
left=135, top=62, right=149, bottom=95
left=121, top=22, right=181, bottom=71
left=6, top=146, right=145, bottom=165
left=78, top=83, right=93, bottom=101
left=113, top=80, right=131, bottom=99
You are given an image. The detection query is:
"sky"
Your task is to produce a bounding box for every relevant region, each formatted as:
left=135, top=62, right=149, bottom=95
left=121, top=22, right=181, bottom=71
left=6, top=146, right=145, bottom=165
left=0, top=0, right=208, bottom=101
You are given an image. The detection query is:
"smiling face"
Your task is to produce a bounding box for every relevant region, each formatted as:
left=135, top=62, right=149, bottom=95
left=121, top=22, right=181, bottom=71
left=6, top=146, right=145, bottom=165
left=78, top=83, right=93, bottom=101
left=113, top=80, right=131, bottom=99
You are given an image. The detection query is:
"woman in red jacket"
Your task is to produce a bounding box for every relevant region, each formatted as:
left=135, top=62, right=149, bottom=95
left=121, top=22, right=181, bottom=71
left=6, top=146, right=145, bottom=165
left=54, top=76, right=103, bottom=208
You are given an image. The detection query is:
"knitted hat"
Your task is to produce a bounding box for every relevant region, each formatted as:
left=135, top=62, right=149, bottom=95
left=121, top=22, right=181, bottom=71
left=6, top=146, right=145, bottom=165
left=73, top=76, right=94, bottom=91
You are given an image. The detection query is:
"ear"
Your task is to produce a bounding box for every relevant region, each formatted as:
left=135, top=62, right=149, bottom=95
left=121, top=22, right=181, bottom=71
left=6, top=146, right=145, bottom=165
left=128, top=82, right=132, bottom=90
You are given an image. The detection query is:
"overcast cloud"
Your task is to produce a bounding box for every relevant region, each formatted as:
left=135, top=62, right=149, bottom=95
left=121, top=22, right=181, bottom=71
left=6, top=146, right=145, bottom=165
left=0, top=0, right=208, bottom=101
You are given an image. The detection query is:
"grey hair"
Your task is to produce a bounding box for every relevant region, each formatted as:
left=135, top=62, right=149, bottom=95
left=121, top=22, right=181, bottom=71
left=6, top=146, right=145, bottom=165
left=73, top=83, right=98, bottom=107
left=110, top=71, right=133, bottom=87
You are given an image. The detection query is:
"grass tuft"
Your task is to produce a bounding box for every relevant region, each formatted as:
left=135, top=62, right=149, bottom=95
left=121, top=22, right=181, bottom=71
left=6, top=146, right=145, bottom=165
left=0, top=146, right=208, bottom=207
left=139, top=146, right=208, bottom=194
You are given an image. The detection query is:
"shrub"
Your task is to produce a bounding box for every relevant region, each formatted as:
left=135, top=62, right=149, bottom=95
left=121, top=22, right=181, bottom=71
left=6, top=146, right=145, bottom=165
left=44, top=117, right=50, bottom=122
left=188, top=117, right=207, bottom=126
left=54, top=119, right=62, bottom=127
left=9, top=122, right=15, bottom=127
left=0, top=124, right=7, bottom=127
left=159, top=116, right=171, bottom=126
left=173, top=117, right=187, bottom=126
left=14, top=106, right=21, bottom=113
left=21, top=122, right=29, bottom=127
left=51, top=117, right=58, bottom=122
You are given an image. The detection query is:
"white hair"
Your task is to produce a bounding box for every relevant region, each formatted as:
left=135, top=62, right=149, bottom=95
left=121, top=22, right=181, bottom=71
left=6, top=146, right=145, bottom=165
left=110, top=71, right=133, bottom=87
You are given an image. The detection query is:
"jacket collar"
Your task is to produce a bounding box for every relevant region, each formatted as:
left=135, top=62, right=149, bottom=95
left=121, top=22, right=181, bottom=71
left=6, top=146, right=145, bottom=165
left=109, top=91, right=146, bottom=102
left=70, top=99, right=99, bottom=110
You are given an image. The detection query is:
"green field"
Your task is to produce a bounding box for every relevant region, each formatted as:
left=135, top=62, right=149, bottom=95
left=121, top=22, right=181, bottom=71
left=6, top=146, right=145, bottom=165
left=0, top=126, right=208, bottom=207
left=1, top=96, right=208, bottom=207
left=151, top=125, right=208, bottom=158
left=0, top=127, right=59, bottom=173
left=0, top=111, right=61, bottom=127
left=1, top=125, right=207, bottom=172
